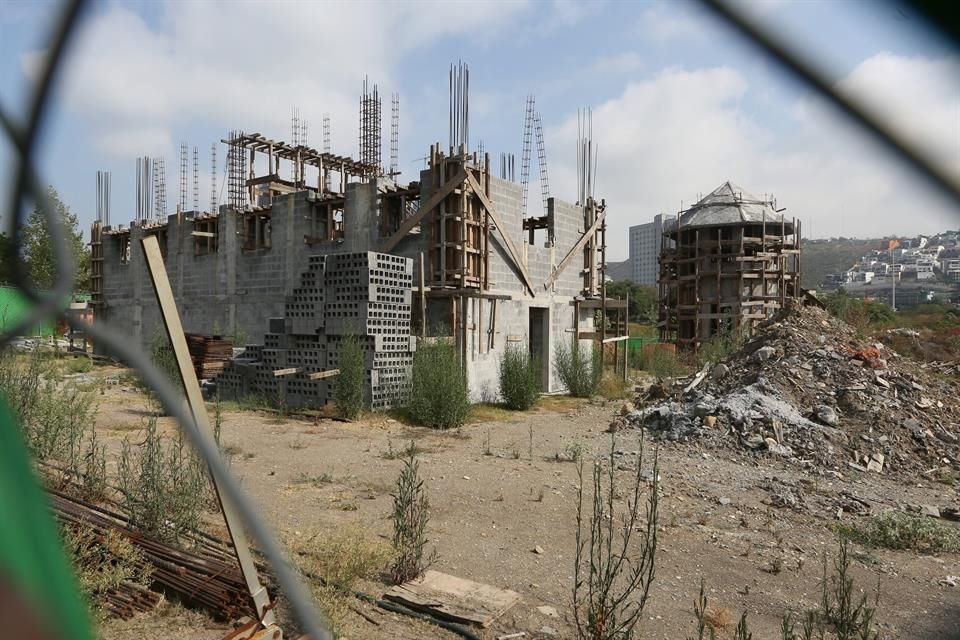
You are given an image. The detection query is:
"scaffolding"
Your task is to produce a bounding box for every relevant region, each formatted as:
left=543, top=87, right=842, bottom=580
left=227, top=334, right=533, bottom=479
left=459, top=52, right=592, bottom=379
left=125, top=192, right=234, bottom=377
left=658, top=182, right=802, bottom=351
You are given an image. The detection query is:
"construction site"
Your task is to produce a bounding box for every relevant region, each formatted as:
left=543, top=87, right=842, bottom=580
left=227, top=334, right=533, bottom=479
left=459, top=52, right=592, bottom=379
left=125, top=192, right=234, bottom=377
left=89, top=66, right=623, bottom=409
left=7, top=31, right=959, bottom=640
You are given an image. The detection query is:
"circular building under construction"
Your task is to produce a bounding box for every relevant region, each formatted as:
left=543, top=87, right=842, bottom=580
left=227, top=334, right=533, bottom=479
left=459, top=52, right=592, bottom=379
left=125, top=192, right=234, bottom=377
left=658, top=181, right=802, bottom=351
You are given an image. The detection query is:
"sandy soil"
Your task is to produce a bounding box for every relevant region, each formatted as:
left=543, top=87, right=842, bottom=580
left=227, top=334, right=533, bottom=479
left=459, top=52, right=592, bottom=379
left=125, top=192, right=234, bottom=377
left=90, top=374, right=959, bottom=640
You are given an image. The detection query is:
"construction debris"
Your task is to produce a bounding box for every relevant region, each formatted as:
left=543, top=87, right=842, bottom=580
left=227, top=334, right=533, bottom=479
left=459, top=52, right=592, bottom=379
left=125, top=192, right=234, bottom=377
left=620, top=302, right=960, bottom=475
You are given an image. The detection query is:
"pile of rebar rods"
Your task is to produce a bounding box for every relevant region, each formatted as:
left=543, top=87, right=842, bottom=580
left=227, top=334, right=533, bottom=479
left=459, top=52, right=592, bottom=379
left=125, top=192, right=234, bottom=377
left=49, top=488, right=256, bottom=621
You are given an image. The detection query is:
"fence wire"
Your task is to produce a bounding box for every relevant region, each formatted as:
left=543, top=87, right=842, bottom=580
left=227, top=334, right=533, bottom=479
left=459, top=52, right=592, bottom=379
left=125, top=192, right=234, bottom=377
left=0, top=1, right=956, bottom=640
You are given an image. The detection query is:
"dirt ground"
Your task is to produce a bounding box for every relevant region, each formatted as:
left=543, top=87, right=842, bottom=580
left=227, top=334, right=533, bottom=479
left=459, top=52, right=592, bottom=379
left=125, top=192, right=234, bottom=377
left=90, top=370, right=959, bottom=640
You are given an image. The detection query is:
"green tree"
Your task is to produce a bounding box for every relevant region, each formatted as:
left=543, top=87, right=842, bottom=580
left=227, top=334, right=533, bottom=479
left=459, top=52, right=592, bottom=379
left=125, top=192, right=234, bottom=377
left=604, top=280, right=657, bottom=323
left=22, top=186, right=90, bottom=292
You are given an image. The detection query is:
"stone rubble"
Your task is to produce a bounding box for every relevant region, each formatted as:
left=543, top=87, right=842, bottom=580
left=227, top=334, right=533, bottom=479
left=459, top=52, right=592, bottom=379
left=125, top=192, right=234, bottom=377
left=616, top=302, right=960, bottom=477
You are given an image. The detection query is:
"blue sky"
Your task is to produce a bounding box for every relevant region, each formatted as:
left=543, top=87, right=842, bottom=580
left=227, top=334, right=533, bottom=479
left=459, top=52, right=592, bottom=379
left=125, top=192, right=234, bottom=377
left=1, top=0, right=958, bottom=260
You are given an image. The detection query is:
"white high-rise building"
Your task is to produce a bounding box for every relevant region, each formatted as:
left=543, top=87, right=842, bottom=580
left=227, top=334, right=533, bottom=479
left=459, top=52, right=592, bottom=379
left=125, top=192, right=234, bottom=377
left=629, top=214, right=675, bottom=286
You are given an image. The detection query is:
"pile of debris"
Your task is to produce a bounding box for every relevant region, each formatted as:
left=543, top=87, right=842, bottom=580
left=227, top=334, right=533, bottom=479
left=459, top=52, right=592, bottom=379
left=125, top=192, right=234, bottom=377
left=185, top=333, right=234, bottom=381
left=618, top=302, right=960, bottom=476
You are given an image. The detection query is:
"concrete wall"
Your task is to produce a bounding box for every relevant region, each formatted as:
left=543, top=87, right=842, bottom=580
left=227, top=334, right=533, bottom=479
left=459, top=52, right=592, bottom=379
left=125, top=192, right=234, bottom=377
left=101, top=171, right=598, bottom=403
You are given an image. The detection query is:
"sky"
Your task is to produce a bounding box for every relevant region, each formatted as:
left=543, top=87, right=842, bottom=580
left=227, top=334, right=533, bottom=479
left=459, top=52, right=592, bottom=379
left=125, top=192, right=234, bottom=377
left=1, top=0, right=958, bottom=261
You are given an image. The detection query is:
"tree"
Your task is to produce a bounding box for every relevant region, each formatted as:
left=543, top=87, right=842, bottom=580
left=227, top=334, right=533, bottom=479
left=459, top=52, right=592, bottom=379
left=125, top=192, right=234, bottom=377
left=22, top=186, right=90, bottom=292
left=604, top=280, right=657, bottom=323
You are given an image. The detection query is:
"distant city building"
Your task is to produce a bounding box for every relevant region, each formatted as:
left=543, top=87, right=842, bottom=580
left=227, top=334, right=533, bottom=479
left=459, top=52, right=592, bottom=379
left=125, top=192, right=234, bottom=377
left=629, top=213, right=675, bottom=286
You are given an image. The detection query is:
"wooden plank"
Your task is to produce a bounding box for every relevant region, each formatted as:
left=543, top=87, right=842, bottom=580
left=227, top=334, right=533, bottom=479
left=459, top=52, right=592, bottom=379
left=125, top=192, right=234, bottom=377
left=383, top=570, right=521, bottom=628
left=464, top=172, right=535, bottom=296
left=273, top=367, right=302, bottom=377
left=190, top=230, right=215, bottom=237
left=543, top=208, right=607, bottom=291
left=602, top=335, right=630, bottom=344
left=141, top=235, right=275, bottom=626
left=380, top=168, right=467, bottom=253
left=307, top=369, right=340, bottom=380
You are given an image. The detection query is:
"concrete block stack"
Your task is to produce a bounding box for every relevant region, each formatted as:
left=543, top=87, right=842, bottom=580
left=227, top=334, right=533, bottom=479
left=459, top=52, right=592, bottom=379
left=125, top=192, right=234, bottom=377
left=323, top=252, right=414, bottom=410
left=216, top=251, right=414, bottom=411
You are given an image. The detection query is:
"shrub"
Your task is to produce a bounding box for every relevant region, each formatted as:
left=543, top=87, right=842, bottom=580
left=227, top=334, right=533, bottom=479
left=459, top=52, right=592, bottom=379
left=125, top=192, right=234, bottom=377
left=390, top=446, right=433, bottom=584
left=498, top=343, right=539, bottom=410
left=409, top=339, right=470, bottom=429
left=0, top=349, right=105, bottom=496
left=334, top=335, right=365, bottom=420
left=635, top=345, right=687, bottom=379
left=836, top=510, right=960, bottom=553
left=554, top=337, right=601, bottom=397
left=150, top=331, right=182, bottom=395
left=117, top=415, right=207, bottom=544
left=573, top=433, right=659, bottom=640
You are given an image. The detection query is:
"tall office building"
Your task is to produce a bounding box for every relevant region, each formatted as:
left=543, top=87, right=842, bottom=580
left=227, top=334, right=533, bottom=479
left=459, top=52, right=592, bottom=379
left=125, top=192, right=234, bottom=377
left=629, top=213, right=675, bottom=286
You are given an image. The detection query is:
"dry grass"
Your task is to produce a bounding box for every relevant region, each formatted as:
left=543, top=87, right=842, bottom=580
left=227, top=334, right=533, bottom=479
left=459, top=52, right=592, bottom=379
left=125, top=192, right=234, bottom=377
left=704, top=606, right=734, bottom=631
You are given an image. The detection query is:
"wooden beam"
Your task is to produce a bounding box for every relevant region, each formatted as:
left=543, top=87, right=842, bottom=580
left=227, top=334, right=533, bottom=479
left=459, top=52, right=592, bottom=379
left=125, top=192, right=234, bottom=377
left=602, top=335, right=630, bottom=344
left=464, top=172, right=535, bottom=296
left=543, top=208, right=606, bottom=291
left=273, top=367, right=302, bottom=377
left=380, top=168, right=467, bottom=253
left=191, top=231, right=215, bottom=238
left=141, top=235, right=275, bottom=627
left=307, top=369, right=340, bottom=380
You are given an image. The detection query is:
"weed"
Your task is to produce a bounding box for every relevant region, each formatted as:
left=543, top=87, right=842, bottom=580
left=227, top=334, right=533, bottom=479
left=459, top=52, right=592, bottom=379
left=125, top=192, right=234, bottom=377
left=572, top=433, right=659, bottom=640
left=117, top=415, right=207, bottom=544
left=821, top=539, right=880, bottom=640
left=564, top=438, right=589, bottom=463
left=294, top=472, right=334, bottom=487
left=597, top=373, right=630, bottom=400
left=498, top=343, right=540, bottom=410
left=836, top=510, right=960, bottom=553
left=390, top=447, right=433, bottom=584
left=65, top=356, right=94, bottom=374
left=292, top=525, right=391, bottom=633
left=61, top=522, right=152, bottom=615
left=937, top=469, right=957, bottom=486
left=289, top=437, right=307, bottom=450
left=528, top=424, right=534, bottom=459
left=733, top=612, right=753, bottom=640
left=768, top=556, right=783, bottom=575
left=512, top=447, right=521, bottom=459
left=334, top=335, right=365, bottom=420
left=554, top=337, right=601, bottom=397
left=687, top=580, right=716, bottom=640
left=636, top=345, right=688, bottom=379
left=383, top=439, right=426, bottom=460
left=535, top=487, right=545, bottom=502
left=483, top=429, right=492, bottom=456
left=409, top=339, right=470, bottom=429
left=704, top=606, right=734, bottom=632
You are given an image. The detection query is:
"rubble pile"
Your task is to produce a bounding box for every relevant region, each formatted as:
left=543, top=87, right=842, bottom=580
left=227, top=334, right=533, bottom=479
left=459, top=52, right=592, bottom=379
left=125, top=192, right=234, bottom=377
left=618, top=302, right=960, bottom=476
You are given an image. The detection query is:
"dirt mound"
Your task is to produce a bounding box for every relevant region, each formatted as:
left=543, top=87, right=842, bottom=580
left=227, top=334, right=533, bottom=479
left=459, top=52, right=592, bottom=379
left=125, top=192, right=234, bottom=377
left=619, top=302, right=960, bottom=476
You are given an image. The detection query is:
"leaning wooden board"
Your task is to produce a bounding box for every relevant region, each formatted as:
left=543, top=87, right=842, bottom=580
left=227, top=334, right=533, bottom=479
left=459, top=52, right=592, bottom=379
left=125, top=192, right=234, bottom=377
left=383, top=570, right=521, bottom=627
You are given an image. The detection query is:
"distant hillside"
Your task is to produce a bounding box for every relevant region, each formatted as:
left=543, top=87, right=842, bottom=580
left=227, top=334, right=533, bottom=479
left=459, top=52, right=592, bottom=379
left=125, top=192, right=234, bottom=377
left=606, top=259, right=631, bottom=281
left=801, top=238, right=881, bottom=290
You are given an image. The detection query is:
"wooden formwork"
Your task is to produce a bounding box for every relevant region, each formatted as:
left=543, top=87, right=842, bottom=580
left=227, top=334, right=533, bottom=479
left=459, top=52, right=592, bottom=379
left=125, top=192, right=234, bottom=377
left=658, top=216, right=802, bottom=351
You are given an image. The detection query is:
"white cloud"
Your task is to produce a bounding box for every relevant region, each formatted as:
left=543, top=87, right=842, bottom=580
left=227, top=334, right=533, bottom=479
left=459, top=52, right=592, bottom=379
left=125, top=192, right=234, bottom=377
left=836, top=53, right=960, bottom=178
left=21, top=0, right=528, bottom=158
left=548, top=53, right=959, bottom=260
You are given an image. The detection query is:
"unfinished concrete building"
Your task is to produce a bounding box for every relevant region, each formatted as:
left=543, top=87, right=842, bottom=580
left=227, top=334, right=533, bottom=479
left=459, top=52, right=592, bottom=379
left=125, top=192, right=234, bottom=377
left=92, top=71, right=615, bottom=408
left=658, top=181, right=801, bottom=350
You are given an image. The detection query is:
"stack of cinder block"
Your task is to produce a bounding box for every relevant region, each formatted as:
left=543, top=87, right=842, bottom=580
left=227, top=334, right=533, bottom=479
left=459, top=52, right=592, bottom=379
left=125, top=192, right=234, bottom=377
left=216, top=251, right=413, bottom=411
left=323, top=252, right=415, bottom=410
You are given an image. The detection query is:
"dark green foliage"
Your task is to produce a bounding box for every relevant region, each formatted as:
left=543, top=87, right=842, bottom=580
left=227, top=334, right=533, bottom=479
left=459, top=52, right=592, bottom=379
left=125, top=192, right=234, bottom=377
left=390, top=447, right=432, bottom=584
left=409, top=339, right=470, bottom=429
left=822, top=290, right=895, bottom=331
left=22, top=186, right=90, bottom=292
left=498, top=343, right=540, bottom=410
left=334, top=335, right=365, bottom=419
left=554, top=337, right=601, bottom=397
left=604, top=280, right=657, bottom=323
left=149, top=331, right=182, bottom=396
